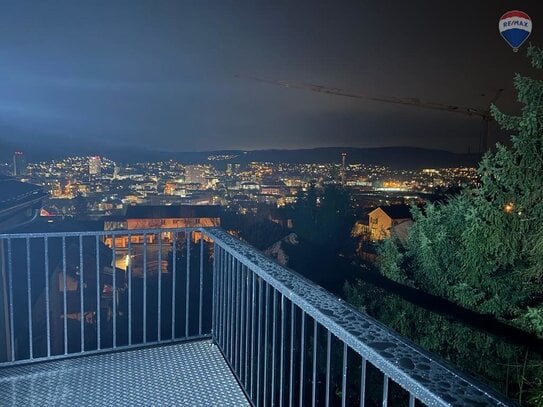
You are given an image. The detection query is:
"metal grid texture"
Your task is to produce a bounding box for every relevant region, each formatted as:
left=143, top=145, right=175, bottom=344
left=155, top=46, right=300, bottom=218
left=0, top=340, right=250, bottom=406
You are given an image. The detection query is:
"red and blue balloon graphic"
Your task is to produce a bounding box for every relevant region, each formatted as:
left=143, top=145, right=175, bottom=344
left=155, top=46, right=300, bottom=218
left=499, top=11, right=532, bottom=52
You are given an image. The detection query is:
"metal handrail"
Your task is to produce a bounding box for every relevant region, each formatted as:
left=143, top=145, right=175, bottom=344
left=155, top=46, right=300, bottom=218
left=0, top=226, right=514, bottom=406
left=207, top=227, right=513, bottom=407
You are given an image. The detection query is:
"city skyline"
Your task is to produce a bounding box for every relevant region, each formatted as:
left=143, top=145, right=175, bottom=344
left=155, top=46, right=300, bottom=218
left=2, top=150, right=478, bottom=221
left=2, top=1, right=543, bottom=155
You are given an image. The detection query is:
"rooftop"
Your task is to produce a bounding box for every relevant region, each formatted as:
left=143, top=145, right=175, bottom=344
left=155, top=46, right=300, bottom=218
left=372, top=204, right=413, bottom=219
left=124, top=204, right=220, bottom=219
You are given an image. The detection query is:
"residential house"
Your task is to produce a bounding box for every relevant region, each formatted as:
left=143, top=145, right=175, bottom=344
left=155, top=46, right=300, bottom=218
left=368, top=204, right=413, bottom=242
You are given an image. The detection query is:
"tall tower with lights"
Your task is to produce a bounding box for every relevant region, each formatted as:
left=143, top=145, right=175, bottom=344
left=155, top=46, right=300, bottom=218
left=89, top=156, right=101, bottom=176
left=12, top=151, right=26, bottom=177
left=340, top=152, right=347, bottom=187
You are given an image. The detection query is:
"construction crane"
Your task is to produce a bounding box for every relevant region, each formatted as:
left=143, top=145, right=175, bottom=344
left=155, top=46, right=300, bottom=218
left=237, top=75, right=503, bottom=152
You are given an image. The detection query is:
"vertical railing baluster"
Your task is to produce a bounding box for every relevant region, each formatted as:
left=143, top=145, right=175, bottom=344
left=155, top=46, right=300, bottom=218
left=230, top=255, right=235, bottom=362
left=244, top=266, right=251, bottom=389
left=250, top=271, right=257, bottom=400
left=215, top=245, right=221, bottom=345
left=172, top=233, right=177, bottom=340
left=185, top=232, right=190, bottom=337
left=217, top=246, right=226, bottom=344
left=96, top=235, right=101, bottom=350
left=62, top=236, right=67, bottom=355
left=223, top=249, right=228, bottom=352
left=229, top=255, right=237, bottom=372
left=271, top=290, right=278, bottom=406
left=222, top=249, right=228, bottom=350
left=256, top=277, right=263, bottom=407
left=325, top=331, right=331, bottom=407
left=44, top=237, right=51, bottom=357
left=289, top=302, right=295, bottom=407
left=219, top=243, right=223, bottom=343
left=128, top=234, right=132, bottom=346
left=26, top=238, right=32, bottom=359
left=230, top=254, right=235, bottom=361
left=312, top=320, right=317, bottom=407
left=7, top=239, right=14, bottom=362
left=240, top=263, right=246, bottom=382
left=341, top=343, right=348, bottom=407
left=299, top=311, right=306, bottom=407
left=215, top=245, right=219, bottom=344
left=279, top=294, right=286, bottom=407
left=223, top=249, right=228, bottom=349
left=382, top=375, right=389, bottom=407
left=199, top=235, right=204, bottom=335
left=143, top=233, right=147, bottom=344
left=157, top=232, right=162, bottom=342
left=409, top=394, right=415, bottom=407
left=79, top=235, right=84, bottom=353
left=264, top=283, right=270, bottom=407
left=112, top=235, right=116, bottom=348
left=360, top=357, right=367, bottom=407
left=234, top=261, right=241, bottom=377
left=211, top=240, right=216, bottom=339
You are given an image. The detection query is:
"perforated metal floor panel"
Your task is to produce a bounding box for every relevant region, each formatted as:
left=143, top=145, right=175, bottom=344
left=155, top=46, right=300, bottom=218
left=0, top=340, right=250, bottom=406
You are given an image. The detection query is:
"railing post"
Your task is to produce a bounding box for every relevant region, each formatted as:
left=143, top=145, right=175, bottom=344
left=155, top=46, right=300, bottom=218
left=79, top=235, right=84, bottom=353
left=245, top=265, right=252, bottom=390
left=271, top=290, right=278, bottom=406
left=199, top=235, right=204, bottom=336
left=211, top=241, right=217, bottom=341
left=112, top=234, right=117, bottom=348
left=44, top=237, right=51, bottom=357
left=96, top=235, right=101, bottom=351
left=143, top=233, right=147, bottom=344
left=185, top=232, right=190, bottom=337
left=26, top=238, right=33, bottom=360
left=0, top=239, right=11, bottom=362
left=128, top=235, right=133, bottom=346
left=7, top=239, right=14, bottom=361
left=157, top=231, right=162, bottom=342
left=172, top=233, right=177, bottom=340
left=62, top=236, right=67, bottom=355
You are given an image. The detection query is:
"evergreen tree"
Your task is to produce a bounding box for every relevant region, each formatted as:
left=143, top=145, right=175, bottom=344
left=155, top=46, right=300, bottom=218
left=292, top=184, right=318, bottom=243
left=377, top=47, right=543, bottom=336
left=319, top=185, right=353, bottom=252
left=292, top=184, right=353, bottom=253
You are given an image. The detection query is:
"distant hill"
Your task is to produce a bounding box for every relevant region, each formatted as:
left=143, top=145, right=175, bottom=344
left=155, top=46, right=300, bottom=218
left=161, top=147, right=480, bottom=169
left=0, top=136, right=481, bottom=169
left=210, top=147, right=481, bottom=169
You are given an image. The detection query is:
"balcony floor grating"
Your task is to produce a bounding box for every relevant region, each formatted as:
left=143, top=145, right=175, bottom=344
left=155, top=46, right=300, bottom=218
left=0, top=340, right=250, bottom=407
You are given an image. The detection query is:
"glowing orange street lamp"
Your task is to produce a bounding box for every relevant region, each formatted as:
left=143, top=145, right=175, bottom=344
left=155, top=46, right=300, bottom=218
left=503, top=202, right=514, bottom=213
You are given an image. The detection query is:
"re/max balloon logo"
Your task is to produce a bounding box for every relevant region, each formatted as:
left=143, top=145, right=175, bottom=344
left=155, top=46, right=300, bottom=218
left=499, top=10, right=532, bottom=52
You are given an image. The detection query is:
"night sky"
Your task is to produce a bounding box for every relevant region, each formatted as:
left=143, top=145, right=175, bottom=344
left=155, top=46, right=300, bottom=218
left=2, top=1, right=543, bottom=155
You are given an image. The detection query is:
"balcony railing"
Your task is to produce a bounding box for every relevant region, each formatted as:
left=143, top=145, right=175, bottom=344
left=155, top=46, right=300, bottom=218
left=0, top=227, right=513, bottom=406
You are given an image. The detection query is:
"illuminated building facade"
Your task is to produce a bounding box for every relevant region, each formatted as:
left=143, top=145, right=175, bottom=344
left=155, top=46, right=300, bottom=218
left=12, top=151, right=26, bottom=177
left=368, top=204, right=413, bottom=241
left=89, top=156, right=101, bottom=175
